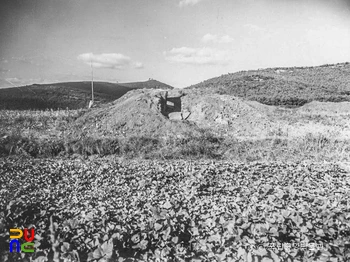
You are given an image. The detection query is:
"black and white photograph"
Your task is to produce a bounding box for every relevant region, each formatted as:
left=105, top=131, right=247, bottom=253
left=1, top=0, right=350, bottom=261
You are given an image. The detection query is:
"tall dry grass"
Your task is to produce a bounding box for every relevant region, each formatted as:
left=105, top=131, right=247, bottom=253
left=1, top=109, right=349, bottom=161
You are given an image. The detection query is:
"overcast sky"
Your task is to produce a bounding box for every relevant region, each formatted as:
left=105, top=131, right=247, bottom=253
left=1, top=0, right=350, bottom=88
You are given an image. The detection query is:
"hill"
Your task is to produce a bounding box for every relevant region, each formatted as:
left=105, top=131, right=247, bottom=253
left=119, top=79, right=174, bottom=90
left=0, top=79, right=173, bottom=110
left=186, top=62, right=350, bottom=107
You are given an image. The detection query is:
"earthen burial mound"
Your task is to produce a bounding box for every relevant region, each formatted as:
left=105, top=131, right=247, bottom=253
left=74, top=89, right=274, bottom=138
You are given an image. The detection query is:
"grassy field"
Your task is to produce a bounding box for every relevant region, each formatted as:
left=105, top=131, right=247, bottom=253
left=1, top=105, right=349, bottom=162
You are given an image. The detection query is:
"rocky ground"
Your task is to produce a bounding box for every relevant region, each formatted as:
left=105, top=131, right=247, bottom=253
left=1, top=159, right=350, bottom=261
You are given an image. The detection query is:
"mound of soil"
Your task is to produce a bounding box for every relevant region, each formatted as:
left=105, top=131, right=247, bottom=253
left=74, top=89, right=274, bottom=138
left=74, top=89, right=201, bottom=138
left=298, top=101, right=350, bottom=115
left=181, top=92, right=273, bottom=137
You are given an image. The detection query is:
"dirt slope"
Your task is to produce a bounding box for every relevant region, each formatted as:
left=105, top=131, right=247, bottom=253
left=181, top=92, right=273, bottom=137
left=74, top=89, right=201, bottom=138
left=297, top=101, right=350, bottom=116
left=74, top=89, right=274, bottom=138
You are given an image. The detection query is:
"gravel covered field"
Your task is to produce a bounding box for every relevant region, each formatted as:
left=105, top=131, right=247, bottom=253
left=1, top=159, right=350, bottom=261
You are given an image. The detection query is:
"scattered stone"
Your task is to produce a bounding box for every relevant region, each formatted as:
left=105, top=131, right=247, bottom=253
left=168, top=112, right=182, bottom=121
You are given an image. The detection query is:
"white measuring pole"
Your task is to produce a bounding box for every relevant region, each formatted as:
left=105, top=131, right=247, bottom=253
left=89, top=56, right=94, bottom=108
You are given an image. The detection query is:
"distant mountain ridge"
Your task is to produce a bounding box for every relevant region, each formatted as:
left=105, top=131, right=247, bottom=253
left=187, top=62, right=350, bottom=106
left=0, top=79, right=173, bottom=110
left=119, top=79, right=174, bottom=90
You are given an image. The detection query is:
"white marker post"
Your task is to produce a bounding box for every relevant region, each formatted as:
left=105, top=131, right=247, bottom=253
left=89, top=56, right=94, bottom=108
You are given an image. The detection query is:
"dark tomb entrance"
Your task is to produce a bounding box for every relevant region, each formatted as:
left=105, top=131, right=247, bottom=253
left=166, top=96, right=182, bottom=114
